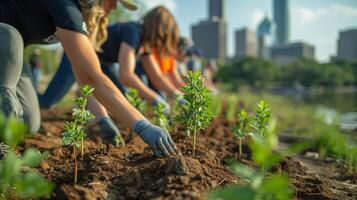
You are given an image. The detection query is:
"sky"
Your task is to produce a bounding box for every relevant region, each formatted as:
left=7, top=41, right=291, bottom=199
left=136, top=0, right=357, bottom=62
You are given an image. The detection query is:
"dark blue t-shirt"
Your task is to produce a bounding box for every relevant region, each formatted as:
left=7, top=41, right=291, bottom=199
left=0, top=0, right=87, bottom=45
left=98, top=22, right=141, bottom=63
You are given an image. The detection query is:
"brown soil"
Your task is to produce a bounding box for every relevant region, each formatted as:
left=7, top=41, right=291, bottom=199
left=17, top=108, right=357, bottom=200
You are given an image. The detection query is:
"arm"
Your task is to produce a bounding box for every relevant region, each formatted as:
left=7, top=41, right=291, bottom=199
left=118, top=43, right=158, bottom=103
left=57, top=28, right=145, bottom=127
left=168, top=67, right=186, bottom=90
left=140, top=54, right=179, bottom=97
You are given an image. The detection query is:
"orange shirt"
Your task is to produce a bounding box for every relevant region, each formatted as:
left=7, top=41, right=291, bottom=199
left=152, top=48, right=176, bottom=74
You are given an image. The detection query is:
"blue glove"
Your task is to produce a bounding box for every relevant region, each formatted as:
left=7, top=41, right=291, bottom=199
left=133, top=120, right=179, bottom=157
left=152, top=95, right=170, bottom=115
left=98, top=117, right=125, bottom=146
left=174, top=91, right=188, bottom=106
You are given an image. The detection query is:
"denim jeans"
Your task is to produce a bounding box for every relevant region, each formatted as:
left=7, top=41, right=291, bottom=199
left=39, top=54, right=128, bottom=108
left=0, top=23, right=41, bottom=133
left=135, top=61, right=162, bottom=96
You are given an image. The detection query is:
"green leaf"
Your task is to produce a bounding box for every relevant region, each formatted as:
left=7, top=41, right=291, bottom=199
left=260, top=175, right=294, bottom=200
left=13, top=172, right=54, bottom=198
left=22, top=149, right=47, bottom=168
left=0, top=116, right=27, bottom=147
left=208, top=185, right=256, bottom=200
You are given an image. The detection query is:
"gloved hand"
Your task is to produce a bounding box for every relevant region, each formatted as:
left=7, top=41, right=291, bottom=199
left=133, top=120, right=180, bottom=157
left=98, top=116, right=125, bottom=146
left=174, top=90, right=188, bottom=106
left=152, top=95, right=171, bottom=115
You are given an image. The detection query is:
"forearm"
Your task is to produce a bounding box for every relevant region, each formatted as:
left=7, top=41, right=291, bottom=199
left=141, top=55, right=178, bottom=96
left=169, top=70, right=185, bottom=89
left=121, top=73, right=158, bottom=103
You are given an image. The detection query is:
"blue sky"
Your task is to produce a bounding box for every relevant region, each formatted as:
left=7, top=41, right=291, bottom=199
left=137, top=0, right=357, bottom=62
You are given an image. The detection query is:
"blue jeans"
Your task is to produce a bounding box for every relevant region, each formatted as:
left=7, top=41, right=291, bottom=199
left=38, top=54, right=127, bottom=108
left=0, top=23, right=40, bottom=133
left=135, top=61, right=162, bottom=96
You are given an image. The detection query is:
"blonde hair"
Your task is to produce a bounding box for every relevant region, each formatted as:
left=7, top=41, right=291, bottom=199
left=79, top=0, right=109, bottom=51
left=141, top=6, right=180, bottom=56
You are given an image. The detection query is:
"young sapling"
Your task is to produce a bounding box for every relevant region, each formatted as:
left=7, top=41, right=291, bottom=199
left=125, top=87, right=146, bottom=113
left=209, top=102, right=294, bottom=200
left=62, top=85, right=95, bottom=184
left=114, top=131, right=126, bottom=147
left=175, top=71, right=213, bottom=156
left=232, top=110, right=250, bottom=155
left=251, top=101, right=272, bottom=137
left=125, top=87, right=147, bottom=140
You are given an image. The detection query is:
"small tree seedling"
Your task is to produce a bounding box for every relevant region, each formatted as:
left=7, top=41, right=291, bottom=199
left=154, top=102, right=170, bottom=133
left=209, top=102, right=293, bottom=200
left=232, top=110, right=250, bottom=155
left=62, top=85, right=95, bottom=184
left=251, top=101, right=272, bottom=137
left=125, top=87, right=146, bottom=113
left=114, top=132, right=126, bottom=148
left=175, top=71, right=213, bottom=156
left=125, top=87, right=147, bottom=140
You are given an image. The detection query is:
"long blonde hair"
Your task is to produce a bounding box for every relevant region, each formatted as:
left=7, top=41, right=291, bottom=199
left=79, top=0, right=109, bottom=51
left=141, top=6, right=180, bottom=56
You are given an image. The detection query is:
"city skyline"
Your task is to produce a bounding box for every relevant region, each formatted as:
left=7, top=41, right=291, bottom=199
left=138, top=0, right=357, bottom=62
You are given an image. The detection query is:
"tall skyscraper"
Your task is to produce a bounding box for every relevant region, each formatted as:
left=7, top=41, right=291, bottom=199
left=273, top=0, right=290, bottom=45
left=191, top=0, right=227, bottom=60
left=209, top=0, right=225, bottom=19
left=235, top=28, right=257, bottom=58
left=337, top=29, right=357, bottom=62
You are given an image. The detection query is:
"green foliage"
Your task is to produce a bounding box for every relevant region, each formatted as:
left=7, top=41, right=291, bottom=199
left=0, top=150, right=54, bottom=199
left=208, top=102, right=293, bottom=200
left=0, top=113, right=54, bottom=199
left=217, top=57, right=356, bottom=89
left=233, top=110, right=250, bottom=139
left=154, top=103, right=170, bottom=133
left=0, top=114, right=26, bottom=148
left=114, top=133, right=126, bottom=148
left=62, top=85, right=94, bottom=148
left=175, top=71, right=213, bottom=156
left=216, top=57, right=280, bottom=88
left=251, top=101, right=272, bottom=137
left=232, top=110, right=250, bottom=155
left=61, top=85, right=94, bottom=184
left=208, top=162, right=293, bottom=200
left=125, top=87, right=146, bottom=113
left=312, top=124, right=357, bottom=173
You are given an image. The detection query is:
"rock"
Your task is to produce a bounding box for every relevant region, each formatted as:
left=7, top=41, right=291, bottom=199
left=166, top=156, right=189, bottom=175
left=40, top=161, right=51, bottom=170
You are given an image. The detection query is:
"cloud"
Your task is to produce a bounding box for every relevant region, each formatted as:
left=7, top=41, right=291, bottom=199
left=293, top=3, right=357, bottom=27
left=142, top=0, right=177, bottom=13
left=290, top=3, right=357, bottom=61
left=251, top=10, right=265, bottom=29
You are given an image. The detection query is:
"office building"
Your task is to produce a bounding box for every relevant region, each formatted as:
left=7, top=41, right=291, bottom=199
left=191, top=0, right=227, bottom=60
left=270, top=42, right=315, bottom=65
left=235, top=28, right=258, bottom=58
left=337, top=29, right=357, bottom=62
left=273, top=0, right=290, bottom=45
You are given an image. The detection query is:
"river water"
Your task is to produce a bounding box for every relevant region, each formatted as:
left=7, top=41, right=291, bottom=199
left=283, top=88, right=357, bottom=131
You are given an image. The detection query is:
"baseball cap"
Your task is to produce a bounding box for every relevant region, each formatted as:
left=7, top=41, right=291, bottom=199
left=118, top=0, right=138, bottom=11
